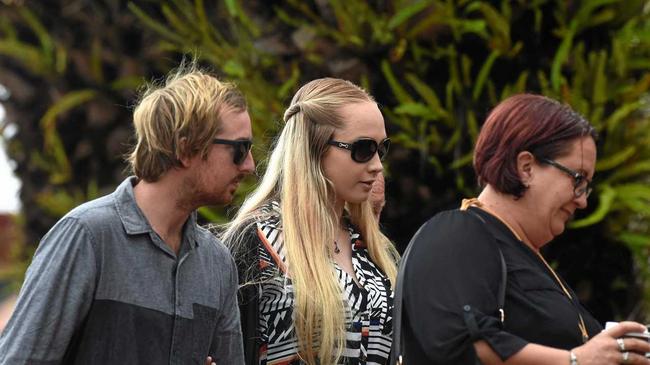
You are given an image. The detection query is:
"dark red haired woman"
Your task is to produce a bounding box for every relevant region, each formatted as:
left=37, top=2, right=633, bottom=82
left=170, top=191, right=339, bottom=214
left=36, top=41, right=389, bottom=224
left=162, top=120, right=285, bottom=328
left=396, top=94, right=650, bottom=365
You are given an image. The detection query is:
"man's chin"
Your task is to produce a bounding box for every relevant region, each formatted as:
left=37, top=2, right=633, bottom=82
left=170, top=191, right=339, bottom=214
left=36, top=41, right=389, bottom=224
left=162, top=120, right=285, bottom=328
left=195, top=193, right=232, bottom=208
left=216, top=192, right=235, bottom=206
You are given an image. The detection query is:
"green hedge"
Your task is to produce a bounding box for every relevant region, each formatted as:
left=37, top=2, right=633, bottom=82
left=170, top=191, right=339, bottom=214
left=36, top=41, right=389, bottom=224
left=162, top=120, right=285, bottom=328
left=1, top=0, right=649, bottom=321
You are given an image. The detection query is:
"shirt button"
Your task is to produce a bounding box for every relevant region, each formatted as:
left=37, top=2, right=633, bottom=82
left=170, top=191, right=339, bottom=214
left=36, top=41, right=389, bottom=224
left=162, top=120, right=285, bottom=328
left=463, top=305, right=471, bottom=312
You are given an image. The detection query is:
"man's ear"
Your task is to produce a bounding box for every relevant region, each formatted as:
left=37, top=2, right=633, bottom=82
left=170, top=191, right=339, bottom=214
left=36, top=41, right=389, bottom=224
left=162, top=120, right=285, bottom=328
left=516, top=151, right=535, bottom=186
left=177, top=137, right=193, bottom=168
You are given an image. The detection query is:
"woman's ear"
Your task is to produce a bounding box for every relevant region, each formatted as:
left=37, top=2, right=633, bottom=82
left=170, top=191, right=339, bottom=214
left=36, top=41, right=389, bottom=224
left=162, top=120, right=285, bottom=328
left=516, top=151, right=535, bottom=186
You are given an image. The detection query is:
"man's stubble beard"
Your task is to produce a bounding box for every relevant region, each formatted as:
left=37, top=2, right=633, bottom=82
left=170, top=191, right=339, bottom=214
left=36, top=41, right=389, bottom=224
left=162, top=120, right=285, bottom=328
left=177, top=172, right=229, bottom=211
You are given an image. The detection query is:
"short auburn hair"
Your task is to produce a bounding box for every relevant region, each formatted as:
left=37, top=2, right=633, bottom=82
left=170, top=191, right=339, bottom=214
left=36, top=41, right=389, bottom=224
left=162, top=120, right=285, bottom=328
left=127, top=63, right=246, bottom=182
left=473, top=94, right=596, bottom=198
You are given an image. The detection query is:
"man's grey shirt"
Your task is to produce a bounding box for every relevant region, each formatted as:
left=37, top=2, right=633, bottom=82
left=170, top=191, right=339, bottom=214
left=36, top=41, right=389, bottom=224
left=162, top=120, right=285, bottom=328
left=0, top=177, right=244, bottom=364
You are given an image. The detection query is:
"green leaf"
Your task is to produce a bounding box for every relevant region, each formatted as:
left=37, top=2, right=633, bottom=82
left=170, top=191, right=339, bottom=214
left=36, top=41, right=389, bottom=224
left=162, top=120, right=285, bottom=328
left=277, top=64, right=300, bottom=99
left=90, top=38, right=104, bottom=83
left=19, top=8, right=54, bottom=62
left=573, top=0, right=620, bottom=32
left=406, top=11, right=443, bottom=39
left=198, top=207, right=227, bottom=224
left=54, top=46, right=67, bottom=74
left=465, top=1, right=510, bottom=50
left=223, top=59, right=246, bottom=78
left=606, top=160, right=650, bottom=183
left=162, top=3, right=197, bottom=37
left=536, top=70, right=551, bottom=95
left=391, top=131, right=420, bottom=148
left=596, top=146, right=636, bottom=171
left=40, top=90, right=97, bottom=184
left=394, top=102, right=434, bottom=118
left=587, top=8, right=616, bottom=28
left=0, top=40, right=49, bottom=75
left=388, top=0, right=431, bottom=29
left=615, top=183, right=650, bottom=214
left=461, top=54, right=472, bottom=87
left=405, top=73, right=451, bottom=124
left=128, top=2, right=186, bottom=44
left=588, top=105, right=604, bottom=130
left=428, top=155, right=443, bottom=175
left=35, top=189, right=81, bottom=217
left=551, top=22, right=576, bottom=91
left=222, top=0, right=260, bottom=36
left=111, top=76, right=145, bottom=91
left=0, top=16, right=17, bottom=40
left=224, top=0, right=237, bottom=15
left=456, top=19, right=488, bottom=38
left=466, top=110, right=479, bottom=141
left=40, top=90, right=97, bottom=130
left=472, top=50, right=500, bottom=100
left=450, top=151, right=473, bottom=169
left=618, top=232, right=650, bottom=250
left=604, top=100, right=643, bottom=134
left=616, top=183, right=650, bottom=197
left=591, top=50, right=608, bottom=104
left=381, top=60, right=413, bottom=104
left=513, top=71, right=529, bottom=93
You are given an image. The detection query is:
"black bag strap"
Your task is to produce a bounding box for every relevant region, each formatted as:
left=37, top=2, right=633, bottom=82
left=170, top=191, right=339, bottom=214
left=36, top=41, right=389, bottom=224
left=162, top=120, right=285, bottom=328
left=389, top=208, right=507, bottom=365
left=389, top=221, right=422, bottom=365
left=238, top=226, right=263, bottom=365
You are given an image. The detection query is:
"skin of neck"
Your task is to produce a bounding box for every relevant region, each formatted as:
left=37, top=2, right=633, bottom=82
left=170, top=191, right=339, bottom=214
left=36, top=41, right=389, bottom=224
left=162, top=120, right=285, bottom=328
left=333, top=197, right=347, bottom=228
left=133, top=170, right=195, bottom=254
left=477, top=184, right=546, bottom=252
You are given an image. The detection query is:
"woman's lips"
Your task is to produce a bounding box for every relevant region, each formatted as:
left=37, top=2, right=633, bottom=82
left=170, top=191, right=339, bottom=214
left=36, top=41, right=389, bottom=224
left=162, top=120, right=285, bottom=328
left=360, top=181, right=374, bottom=189
left=561, top=208, right=574, bottom=221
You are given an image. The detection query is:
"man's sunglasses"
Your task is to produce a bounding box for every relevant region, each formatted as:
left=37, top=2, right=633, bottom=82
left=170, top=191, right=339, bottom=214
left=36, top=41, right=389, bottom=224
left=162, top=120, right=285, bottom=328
left=539, top=158, right=593, bottom=198
left=213, top=138, right=252, bottom=165
left=327, top=138, right=391, bottom=163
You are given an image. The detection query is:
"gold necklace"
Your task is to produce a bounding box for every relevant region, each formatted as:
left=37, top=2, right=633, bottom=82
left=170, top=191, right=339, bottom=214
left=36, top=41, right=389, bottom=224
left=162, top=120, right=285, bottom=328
left=461, top=198, right=590, bottom=343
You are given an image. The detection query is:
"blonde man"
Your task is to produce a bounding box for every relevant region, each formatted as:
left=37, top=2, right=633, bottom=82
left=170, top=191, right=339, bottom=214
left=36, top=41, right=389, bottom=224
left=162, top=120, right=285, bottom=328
left=0, top=65, right=253, bottom=364
left=223, top=78, right=398, bottom=365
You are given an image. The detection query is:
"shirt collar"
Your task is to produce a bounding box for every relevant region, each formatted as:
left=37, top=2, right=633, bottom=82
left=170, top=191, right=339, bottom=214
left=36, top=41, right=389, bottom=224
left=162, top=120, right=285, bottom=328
left=114, top=177, right=200, bottom=247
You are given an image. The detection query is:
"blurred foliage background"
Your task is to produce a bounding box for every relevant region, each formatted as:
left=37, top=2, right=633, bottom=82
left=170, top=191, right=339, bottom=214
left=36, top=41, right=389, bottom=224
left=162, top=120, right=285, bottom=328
left=0, top=0, right=649, bottom=322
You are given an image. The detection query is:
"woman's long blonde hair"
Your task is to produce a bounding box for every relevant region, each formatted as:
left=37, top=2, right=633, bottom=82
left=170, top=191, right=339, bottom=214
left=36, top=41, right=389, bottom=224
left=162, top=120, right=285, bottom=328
left=222, top=78, right=399, bottom=365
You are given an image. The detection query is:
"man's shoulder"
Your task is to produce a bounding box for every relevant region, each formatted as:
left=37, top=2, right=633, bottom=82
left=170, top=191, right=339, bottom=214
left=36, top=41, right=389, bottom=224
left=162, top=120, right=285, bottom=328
left=64, top=193, right=118, bottom=226
left=195, top=225, right=232, bottom=262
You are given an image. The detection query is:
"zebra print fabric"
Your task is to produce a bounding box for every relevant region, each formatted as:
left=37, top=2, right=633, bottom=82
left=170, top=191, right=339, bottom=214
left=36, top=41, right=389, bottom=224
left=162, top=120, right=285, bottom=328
left=249, top=201, right=394, bottom=365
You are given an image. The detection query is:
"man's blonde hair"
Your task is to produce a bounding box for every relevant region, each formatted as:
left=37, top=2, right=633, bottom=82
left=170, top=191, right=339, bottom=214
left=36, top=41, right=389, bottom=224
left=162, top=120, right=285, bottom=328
left=127, top=64, right=246, bottom=181
left=223, top=78, right=398, bottom=365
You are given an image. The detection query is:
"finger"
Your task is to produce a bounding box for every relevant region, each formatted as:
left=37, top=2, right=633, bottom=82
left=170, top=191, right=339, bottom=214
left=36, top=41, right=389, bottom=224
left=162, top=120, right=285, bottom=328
left=621, top=338, right=650, bottom=355
left=205, top=356, right=213, bottom=365
left=606, top=321, right=648, bottom=338
left=623, top=351, right=650, bottom=365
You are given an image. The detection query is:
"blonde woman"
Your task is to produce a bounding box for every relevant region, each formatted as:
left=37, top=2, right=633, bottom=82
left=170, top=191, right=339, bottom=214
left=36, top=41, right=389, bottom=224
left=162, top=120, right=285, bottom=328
left=222, top=78, right=398, bottom=365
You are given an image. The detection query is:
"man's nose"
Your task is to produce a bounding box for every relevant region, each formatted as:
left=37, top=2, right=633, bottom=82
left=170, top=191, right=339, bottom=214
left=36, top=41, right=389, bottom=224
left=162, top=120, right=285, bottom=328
left=239, top=150, right=255, bottom=174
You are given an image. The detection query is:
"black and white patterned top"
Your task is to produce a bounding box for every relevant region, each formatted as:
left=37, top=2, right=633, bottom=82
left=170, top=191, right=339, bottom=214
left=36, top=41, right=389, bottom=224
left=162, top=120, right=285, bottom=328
left=241, top=201, right=394, bottom=365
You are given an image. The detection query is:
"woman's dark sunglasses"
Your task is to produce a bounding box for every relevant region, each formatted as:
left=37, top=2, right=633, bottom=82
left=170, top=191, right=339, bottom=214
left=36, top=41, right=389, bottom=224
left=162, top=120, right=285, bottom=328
left=327, top=138, right=391, bottom=163
left=213, top=138, right=252, bottom=165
